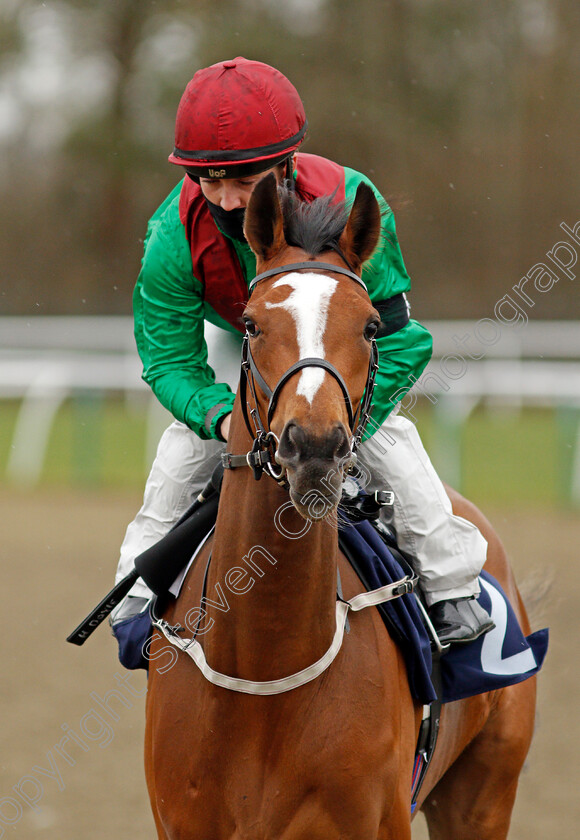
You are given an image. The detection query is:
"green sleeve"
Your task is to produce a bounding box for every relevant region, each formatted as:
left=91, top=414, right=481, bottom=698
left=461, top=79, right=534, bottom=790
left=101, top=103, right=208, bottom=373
left=368, top=320, right=433, bottom=432
left=133, top=182, right=235, bottom=440
left=343, top=167, right=433, bottom=431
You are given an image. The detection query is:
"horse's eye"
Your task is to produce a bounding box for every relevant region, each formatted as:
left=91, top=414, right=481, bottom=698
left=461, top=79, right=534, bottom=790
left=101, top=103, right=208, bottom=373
left=244, top=318, right=260, bottom=337
left=364, top=321, right=379, bottom=341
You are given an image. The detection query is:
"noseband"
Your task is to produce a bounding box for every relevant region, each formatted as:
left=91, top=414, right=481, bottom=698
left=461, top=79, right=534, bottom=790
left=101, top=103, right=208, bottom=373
left=222, top=260, right=379, bottom=482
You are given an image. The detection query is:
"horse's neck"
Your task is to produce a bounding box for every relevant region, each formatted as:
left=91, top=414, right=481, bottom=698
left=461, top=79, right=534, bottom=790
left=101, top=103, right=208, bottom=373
left=202, top=415, right=339, bottom=680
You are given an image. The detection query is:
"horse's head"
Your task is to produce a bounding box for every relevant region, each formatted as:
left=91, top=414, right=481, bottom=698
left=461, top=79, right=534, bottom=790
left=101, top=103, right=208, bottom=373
left=242, top=174, right=382, bottom=520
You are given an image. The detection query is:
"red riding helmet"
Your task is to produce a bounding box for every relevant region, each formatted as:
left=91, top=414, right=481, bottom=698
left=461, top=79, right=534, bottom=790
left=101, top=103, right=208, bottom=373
left=168, top=57, right=307, bottom=178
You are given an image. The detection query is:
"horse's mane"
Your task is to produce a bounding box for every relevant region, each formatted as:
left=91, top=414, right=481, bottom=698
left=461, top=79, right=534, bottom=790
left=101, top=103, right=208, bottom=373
left=279, top=184, right=349, bottom=256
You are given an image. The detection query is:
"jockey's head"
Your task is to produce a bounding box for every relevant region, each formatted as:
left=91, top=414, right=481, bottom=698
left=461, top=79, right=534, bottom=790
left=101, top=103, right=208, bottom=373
left=168, top=58, right=307, bottom=237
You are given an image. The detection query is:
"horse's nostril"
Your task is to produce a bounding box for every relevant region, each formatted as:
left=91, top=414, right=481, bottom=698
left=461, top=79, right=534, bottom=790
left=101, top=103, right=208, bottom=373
left=277, top=422, right=302, bottom=465
left=331, top=424, right=350, bottom=460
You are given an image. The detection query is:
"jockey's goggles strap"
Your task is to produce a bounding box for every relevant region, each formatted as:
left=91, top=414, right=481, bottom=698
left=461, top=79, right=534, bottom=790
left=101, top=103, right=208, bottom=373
left=174, top=122, right=307, bottom=163
left=249, top=261, right=367, bottom=294
left=185, top=152, right=292, bottom=183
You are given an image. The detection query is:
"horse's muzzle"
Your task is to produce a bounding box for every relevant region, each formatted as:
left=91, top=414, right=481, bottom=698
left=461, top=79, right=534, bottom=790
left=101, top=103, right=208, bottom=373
left=276, top=421, right=353, bottom=520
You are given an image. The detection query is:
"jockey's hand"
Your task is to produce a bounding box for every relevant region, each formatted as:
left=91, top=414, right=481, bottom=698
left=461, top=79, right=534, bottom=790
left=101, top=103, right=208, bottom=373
left=219, top=413, right=231, bottom=442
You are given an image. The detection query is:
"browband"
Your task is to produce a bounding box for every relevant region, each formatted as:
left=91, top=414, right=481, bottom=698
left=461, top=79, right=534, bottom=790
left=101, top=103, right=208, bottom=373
left=249, top=261, right=367, bottom=293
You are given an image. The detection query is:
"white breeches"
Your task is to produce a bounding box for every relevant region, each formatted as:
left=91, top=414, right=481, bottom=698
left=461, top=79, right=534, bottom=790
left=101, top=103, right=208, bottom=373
left=114, top=421, right=225, bottom=603
left=114, top=414, right=487, bottom=610
left=356, top=411, right=487, bottom=605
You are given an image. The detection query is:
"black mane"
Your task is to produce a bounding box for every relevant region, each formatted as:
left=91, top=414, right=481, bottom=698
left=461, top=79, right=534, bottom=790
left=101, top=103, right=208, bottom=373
left=278, top=184, right=348, bottom=256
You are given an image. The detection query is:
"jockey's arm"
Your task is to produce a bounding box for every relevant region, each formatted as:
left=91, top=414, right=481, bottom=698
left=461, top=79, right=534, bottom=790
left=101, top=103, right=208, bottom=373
left=346, top=168, right=433, bottom=433
left=219, top=413, right=232, bottom=441
left=133, top=189, right=235, bottom=441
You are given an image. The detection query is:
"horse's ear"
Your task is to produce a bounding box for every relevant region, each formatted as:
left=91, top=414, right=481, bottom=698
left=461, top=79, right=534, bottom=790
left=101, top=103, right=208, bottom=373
left=338, top=183, right=381, bottom=271
left=244, top=173, right=286, bottom=260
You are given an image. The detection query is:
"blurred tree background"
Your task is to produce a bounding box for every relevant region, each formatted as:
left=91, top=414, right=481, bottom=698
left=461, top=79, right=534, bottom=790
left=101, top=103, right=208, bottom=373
left=1, top=0, right=578, bottom=321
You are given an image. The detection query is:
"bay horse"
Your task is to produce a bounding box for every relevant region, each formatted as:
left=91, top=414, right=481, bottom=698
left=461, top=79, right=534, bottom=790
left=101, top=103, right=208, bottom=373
left=144, top=175, right=537, bottom=839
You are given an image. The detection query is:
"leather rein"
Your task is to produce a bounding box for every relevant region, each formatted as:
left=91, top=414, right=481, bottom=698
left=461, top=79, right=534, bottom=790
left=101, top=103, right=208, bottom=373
left=221, top=260, right=380, bottom=483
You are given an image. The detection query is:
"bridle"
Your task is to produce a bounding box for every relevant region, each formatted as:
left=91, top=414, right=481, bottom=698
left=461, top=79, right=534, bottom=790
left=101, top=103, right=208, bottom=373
left=153, top=260, right=417, bottom=695
left=221, top=260, right=379, bottom=483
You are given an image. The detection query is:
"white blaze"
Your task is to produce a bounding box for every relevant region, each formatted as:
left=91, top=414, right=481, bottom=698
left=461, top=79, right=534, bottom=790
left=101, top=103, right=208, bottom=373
left=266, top=272, right=338, bottom=404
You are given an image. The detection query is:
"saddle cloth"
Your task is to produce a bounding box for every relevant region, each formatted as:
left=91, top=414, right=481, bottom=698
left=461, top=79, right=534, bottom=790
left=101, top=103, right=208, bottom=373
left=339, top=518, right=549, bottom=704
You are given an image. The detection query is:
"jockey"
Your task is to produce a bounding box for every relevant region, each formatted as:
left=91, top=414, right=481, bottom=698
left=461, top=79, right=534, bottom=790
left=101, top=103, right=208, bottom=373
left=111, top=57, right=493, bottom=656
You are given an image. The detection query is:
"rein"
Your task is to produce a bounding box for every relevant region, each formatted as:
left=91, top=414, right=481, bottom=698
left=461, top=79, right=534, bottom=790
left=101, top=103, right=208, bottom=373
left=223, top=259, right=379, bottom=483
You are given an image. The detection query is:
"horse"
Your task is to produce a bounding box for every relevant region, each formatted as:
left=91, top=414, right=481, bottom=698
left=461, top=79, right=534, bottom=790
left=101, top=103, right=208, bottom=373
left=144, top=174, right=537, bottom=839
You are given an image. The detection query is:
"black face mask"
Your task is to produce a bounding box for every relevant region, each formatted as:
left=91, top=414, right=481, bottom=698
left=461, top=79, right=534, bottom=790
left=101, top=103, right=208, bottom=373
left=205, top=198, right=247, bottom=241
